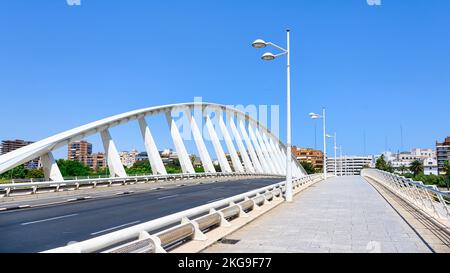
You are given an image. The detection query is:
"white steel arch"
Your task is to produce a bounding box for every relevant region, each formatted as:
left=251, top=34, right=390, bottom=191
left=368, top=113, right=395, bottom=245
left=0, top=102, right=306, bottom=180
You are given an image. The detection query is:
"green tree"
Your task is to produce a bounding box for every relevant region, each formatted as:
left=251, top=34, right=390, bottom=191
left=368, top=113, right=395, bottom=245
left=300, top=161, right=315, bottom=175
left=194, top=166, right=205, bottom=173
left=375, top=155, right=393, bottom=172
left=1, top=165, right=27, bottom=179
left=25, top=168, right=44, bottom=179
left=409, top=160, right=424, bottom=177
left=166, top=164, right=182, bottom=174
left=57, top=159, right=91, bottom=177
left=443, top=160, right=450, bottom=190
left=398, top=165, right=408, bottom=174
left=126, top=160, right=152, bottom=175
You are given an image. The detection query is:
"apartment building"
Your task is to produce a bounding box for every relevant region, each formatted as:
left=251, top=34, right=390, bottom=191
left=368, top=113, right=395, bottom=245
left=292, top=146, right=324, bottom=171
left=1, top=139, right=40, bottom=169
left=436, top=137, right=450, bottom=175
left=327, top=156, right=372, bottom=175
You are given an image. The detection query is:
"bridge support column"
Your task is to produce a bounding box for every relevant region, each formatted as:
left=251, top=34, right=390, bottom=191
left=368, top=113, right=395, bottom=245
left=276, top=145, right=287, bottom=175
left=268, top=137, right=286, bottom=173
left=254, top=127, right=277, bottom=174
left=165, top=111, right=195, bottom=174
left=261, top=131, right=283, bottom=175
left=205, top=114, right=232, bottom=173
left=218, top=112, right=244, bottom=173
left=101, top=129, right=127, bottom=178
left=229, top=117, right=254, bottom=173
left=41, top=152, right=64, bottom=181
left=218, top=113, right=244, bottom=173
left=248, top=125, right=271, bottom=174
left=138, top=117, right=167, bottom=175
left=185, top=110, right=216, bottom=173
left=238, top=119, right=263, bottom=173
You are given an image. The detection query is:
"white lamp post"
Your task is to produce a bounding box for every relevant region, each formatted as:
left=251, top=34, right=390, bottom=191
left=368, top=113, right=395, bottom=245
left=326, top=133, right=337, bottom=176
left=309, top=108, right=327, bottom=179
left=252, top=30, right=293, bottom=202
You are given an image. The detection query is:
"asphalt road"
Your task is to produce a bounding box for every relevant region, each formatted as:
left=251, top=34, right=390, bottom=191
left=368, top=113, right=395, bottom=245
left=0, top=177, right=283, bottom=253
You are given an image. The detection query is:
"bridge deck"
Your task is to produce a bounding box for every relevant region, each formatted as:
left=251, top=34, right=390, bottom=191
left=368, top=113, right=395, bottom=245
left=204, top=176, right=432, bottom=253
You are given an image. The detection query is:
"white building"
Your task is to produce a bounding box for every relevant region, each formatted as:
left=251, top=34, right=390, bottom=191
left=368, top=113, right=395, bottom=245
left=411, top=148, right=436, bottom=159
left=423, top=157, right=438, bottom=176
left=326, top=156, right=372, bottom=176
left=119, top=149, right=139, bottom=168
left=375, top=148, right=436, bottom=171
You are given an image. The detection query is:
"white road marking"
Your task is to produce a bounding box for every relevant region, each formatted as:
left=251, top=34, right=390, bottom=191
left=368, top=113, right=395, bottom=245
left=207, top=198, right=224, bottom=203
left=21, top=213, right=78, bottom=226
left=157, top=194, right=179, bottom=200
left=90, top=221, right=141, bottom=236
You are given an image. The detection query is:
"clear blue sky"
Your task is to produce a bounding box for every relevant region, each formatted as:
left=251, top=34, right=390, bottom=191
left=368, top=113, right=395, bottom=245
left=1, top=0, right=449, bottom=159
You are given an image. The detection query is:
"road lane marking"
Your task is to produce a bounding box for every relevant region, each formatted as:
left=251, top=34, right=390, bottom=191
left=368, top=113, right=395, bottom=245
left=21, top=213, right=78, bottom=226
left=157, top=194, right=179, bottom=200
left=90, top=221, right=141, bottom=236
left=207, top=198, right=224, bottom=203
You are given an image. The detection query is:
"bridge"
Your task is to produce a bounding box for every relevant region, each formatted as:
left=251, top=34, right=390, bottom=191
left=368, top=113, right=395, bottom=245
left=0, top=103, right=448, bottom=253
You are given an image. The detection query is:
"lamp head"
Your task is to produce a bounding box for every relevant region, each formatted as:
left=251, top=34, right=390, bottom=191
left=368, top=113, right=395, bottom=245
left=261, top=52, right=276, bottom=61
left=252, top=39, right=267, bottom=49
left=309, top=112, right=320, bottom=119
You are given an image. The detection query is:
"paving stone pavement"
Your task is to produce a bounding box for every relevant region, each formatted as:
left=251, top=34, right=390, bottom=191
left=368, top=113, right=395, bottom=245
left=203, top=176, right=432, bottom=253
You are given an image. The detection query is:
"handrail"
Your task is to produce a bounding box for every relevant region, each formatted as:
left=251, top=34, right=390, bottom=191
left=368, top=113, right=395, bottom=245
left=0, top=172, right=284, bottom=198
left=43, top=173, right=325, bottom=253
left=361, top=169, right=450, bottom=225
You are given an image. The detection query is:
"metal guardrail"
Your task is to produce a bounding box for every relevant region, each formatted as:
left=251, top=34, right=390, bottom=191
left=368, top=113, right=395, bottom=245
left=362, top=169, right=450, bottom=225
left=43, top=173, right=325, bottom=253
left=0, top=172, right=284, bottom=198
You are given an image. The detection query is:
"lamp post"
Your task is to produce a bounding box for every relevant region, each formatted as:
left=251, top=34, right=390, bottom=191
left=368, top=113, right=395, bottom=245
left=309, top=108, right=327, bottom=179
left=252, top=30, right=293, bottom=202
left=326, top=133, right=337, bottom=176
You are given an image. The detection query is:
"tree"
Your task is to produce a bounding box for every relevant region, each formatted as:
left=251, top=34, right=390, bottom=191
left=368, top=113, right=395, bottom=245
left=409, top=160, right=424, bottom=177
left=375, top=155, right=393, bottom=172
left=300, top=161, right=315, bottom=175
left=56, top=159, right=91, bottom=177
left=126, top=160, right=152, bottom=175
left=1, top=165, right=27, bottom=179
left=398, top=165, right=408, bottom=174
left=443, top=160, right=450, bottom=190
left=25, top=168, right=44, bottom=179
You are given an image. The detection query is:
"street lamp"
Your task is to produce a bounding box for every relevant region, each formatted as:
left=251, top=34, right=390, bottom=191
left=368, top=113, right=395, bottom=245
left=309, top=108, right=327, bottom=179
left=252, top=30, right=292, bottom=202
left=326, top=133, right=337, bottom=176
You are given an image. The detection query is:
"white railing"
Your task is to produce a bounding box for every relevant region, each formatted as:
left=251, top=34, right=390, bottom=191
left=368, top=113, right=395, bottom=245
left=0, top=172, right=283, bottom=198
left=362, top=169, right=450, bottom=226
left=43, top=173, right=325, bottom=253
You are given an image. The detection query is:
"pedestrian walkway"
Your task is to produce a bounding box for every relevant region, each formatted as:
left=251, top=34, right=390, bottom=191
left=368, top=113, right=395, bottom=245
left=204, top=176, right=431, bottom=253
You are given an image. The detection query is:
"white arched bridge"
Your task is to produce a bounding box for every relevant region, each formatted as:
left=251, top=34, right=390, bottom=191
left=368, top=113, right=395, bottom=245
left=0, top=102, right=305, bottom=183
left=0, top=102, right=448, bottom=254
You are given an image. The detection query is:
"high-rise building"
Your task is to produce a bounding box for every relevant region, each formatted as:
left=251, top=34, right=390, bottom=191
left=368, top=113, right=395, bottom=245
left=68, top=141, right=93, bottom=166
left=91, top=153, right=106, bottom=170
left=292, top=146, right=324, bottom=172
left=436, top=137, right=450, bottom=175
left=1, top=139, right=39, bottom=169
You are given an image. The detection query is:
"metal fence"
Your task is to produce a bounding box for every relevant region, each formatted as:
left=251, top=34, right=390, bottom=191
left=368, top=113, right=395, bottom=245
left=0, top=172, right=283, bottom=198
left=43, top=173, right=325, bottom=253
left=362, top=169, right=450, bottom=226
